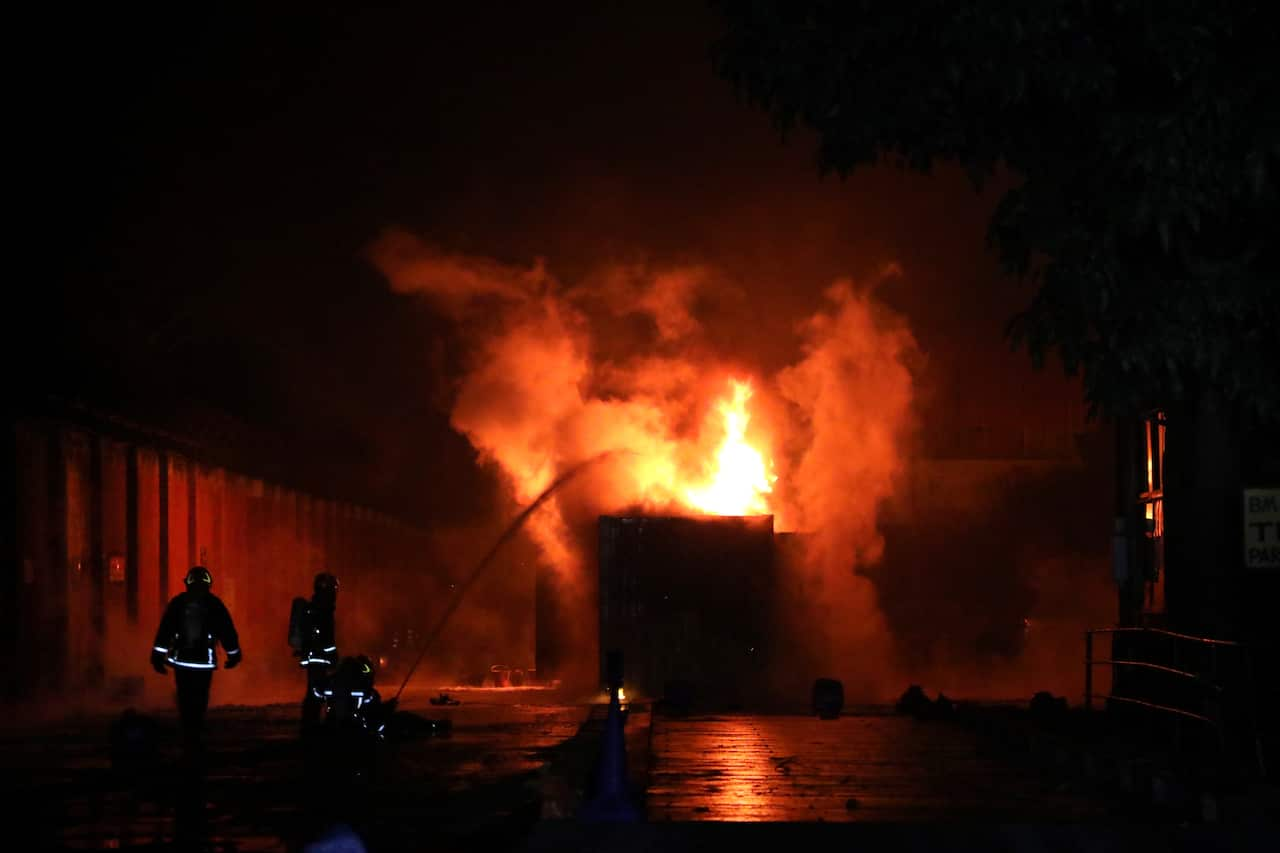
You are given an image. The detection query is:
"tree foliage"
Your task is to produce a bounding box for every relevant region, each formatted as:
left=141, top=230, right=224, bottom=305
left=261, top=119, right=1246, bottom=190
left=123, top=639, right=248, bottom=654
left=714, top=0, right=1279, bottom=422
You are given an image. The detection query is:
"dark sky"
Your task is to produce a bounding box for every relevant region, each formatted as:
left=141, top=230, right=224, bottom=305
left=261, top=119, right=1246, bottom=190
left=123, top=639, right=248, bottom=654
left=18, top=2, right=1085, bottom=524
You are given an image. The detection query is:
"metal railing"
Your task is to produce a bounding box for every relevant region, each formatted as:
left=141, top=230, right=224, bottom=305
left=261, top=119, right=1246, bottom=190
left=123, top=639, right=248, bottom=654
left=1084, top=626, right=1265, bottom=775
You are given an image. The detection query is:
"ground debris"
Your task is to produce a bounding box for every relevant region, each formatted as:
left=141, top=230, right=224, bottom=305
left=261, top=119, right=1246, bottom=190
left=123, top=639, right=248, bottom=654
left=1029, top=691, right=1069, bottom=725
left=895, top=685, right=955, bottom=719
left=895, top=685, right=932, bottom=717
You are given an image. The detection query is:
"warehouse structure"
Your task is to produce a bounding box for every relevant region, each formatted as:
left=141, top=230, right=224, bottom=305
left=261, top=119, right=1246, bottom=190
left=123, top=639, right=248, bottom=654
left=2, top=402, right=432, bottom=705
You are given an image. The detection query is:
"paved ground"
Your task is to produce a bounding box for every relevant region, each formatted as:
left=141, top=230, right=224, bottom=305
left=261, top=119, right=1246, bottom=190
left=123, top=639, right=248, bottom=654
left=519, top=822, right=1279, bottom=853
left=3, top=694, right=1274, bottom=851
left=3, top=689, right=589, bottom=851
left=646, top=710, right=1104, bottom=821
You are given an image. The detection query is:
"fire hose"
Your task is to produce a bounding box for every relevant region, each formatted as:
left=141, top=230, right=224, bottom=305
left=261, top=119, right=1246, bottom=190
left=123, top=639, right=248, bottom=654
left=393, top=449, right=625, bottom=701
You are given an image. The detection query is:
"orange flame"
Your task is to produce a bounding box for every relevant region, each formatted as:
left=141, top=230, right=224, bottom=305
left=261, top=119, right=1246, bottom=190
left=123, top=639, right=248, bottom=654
left=684, top=380, right=776, bottom=517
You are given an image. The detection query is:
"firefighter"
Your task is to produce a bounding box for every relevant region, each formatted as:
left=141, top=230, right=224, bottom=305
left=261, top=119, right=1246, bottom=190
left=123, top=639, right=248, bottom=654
left=322, top=655, right=391, bottom=739
left=293, top=572, right=340, bottom=737
left=317, top=655, right=396, bottom=784
left=150, top=566, right=241, bottom=753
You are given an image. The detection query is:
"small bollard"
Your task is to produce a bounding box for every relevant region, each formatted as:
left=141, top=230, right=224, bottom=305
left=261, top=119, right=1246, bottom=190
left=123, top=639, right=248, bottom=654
left=812, top=678, right=844, bottom=719
left=581, top=649, right=639, bottom=822
left=579, top=685, right=640, bottom=822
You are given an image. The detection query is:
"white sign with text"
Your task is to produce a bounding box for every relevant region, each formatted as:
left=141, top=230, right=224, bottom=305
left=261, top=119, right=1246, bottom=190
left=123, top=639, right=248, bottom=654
left=1244, top=488, right=1280, bottom=569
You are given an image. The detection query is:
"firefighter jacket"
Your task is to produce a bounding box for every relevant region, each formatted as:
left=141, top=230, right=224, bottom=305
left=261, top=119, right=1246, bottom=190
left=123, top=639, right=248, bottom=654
left=320, top=659, right=386, bottom=739
left=318, top=684, right=386, bottom=739
left=299, top=599, right=338, bottom=668
left=152, top=591, right=241, bottom=670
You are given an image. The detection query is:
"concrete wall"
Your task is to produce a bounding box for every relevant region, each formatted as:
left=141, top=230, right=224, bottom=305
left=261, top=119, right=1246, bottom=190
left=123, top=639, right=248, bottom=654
left=5, top=415, right=433, bottom=706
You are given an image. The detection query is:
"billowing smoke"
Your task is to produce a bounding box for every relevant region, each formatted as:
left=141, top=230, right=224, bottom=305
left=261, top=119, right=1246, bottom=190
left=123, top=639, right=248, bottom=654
left=771, top=275, right=918, bottom=697
left=371, top=229, right=920, bottom=694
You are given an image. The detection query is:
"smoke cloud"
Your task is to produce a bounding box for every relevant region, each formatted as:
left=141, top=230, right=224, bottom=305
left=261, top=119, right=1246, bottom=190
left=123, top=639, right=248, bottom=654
left=771, top=274, right=918, bottom=697
left=372, top=232, right=921, bottom=693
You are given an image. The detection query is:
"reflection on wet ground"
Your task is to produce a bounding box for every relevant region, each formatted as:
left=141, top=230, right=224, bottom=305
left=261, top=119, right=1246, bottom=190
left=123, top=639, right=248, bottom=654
left=647, top=711, right=1106, bottom=822
left=4, top=699, right=1125, bottom=850
left=3, top=697, right=589, bottom=851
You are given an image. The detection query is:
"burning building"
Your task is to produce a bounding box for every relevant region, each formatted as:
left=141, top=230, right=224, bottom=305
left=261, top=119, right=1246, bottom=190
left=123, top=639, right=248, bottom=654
left=597, top=513, right=775, bottom=706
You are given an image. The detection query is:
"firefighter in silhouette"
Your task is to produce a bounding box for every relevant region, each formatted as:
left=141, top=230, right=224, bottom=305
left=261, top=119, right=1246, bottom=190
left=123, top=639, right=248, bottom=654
left=318, top=654, right=397, bottom=784
left=322, top=655, right=393, bottom=740
left=292, top=655, right=395, bottom=822
left=291, top=572, right=340, bottom=737
left=150, top=566, right=241, bottom=753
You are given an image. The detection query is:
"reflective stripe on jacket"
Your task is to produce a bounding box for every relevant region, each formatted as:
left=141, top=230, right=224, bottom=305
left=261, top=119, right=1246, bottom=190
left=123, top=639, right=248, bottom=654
left=151, top=591, right=241, bottom=670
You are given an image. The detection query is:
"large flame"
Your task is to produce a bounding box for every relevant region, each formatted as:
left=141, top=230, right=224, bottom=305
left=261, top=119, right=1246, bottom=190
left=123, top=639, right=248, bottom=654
left=684, top=380, right=775, bottom=516
left=375, top=237, right=918, bottom=687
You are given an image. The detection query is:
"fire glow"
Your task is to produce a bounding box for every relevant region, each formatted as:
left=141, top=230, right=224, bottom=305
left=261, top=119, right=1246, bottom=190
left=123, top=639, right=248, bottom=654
left=376, top=235, right=919, bottom=687
left=683, top=380, right=775, bottom=517
left=373, top=235, right=916, bottom=545
left=584, top=376, right=780, bottom=521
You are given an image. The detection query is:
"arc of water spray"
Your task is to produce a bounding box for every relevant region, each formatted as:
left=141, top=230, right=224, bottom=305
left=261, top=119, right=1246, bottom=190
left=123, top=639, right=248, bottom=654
left=393, top=448, right=629, bottom=701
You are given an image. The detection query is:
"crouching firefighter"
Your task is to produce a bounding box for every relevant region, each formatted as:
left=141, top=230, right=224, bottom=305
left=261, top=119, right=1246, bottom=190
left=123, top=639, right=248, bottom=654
left=291, top=572, right=339, bottom=737
left=150, top=566, right=242, bottom=753
left=316, top=656, right=396, bottom=782
left=324, top=656, right=396, bottom=740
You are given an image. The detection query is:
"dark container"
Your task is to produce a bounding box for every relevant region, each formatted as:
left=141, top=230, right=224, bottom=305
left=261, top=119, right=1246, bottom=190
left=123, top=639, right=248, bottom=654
left=605, top=650, right=624, bottom=689
left=598, top=514, right=776, bottom=706
left=661, top=679, right=696, bottom=715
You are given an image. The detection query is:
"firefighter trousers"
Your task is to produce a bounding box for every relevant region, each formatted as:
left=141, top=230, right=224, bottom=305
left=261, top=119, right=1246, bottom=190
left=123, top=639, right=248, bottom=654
left=302, top=665, right=329, bottom=736
left=174, top=668, right=214, bottom=751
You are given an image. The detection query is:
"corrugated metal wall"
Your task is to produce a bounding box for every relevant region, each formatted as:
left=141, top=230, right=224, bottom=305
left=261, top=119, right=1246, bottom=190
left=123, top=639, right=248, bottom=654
left=6, top=415, right=432, bottom=704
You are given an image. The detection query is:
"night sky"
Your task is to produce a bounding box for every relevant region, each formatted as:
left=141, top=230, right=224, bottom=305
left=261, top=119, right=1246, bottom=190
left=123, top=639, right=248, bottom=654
left=19, top=2, right=1085, bottom=525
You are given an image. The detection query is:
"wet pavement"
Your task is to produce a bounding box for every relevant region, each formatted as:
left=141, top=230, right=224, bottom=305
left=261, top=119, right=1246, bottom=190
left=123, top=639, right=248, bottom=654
left=3, top=690, right=589, bottom=851
left=4, top=694, right=1272, bottom=851
left=646, top=710, right=1104, bottom=821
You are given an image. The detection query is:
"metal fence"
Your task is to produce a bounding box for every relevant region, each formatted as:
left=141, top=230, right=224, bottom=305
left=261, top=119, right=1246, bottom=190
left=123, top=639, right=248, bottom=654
left=1085, top=626, right=1264, bottom=776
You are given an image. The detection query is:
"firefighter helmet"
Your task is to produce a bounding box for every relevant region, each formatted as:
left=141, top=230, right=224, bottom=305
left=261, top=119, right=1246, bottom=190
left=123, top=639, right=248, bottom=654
left=314, top=572, right=339, bottom=596
left=184, top=566, right=212, bottom=587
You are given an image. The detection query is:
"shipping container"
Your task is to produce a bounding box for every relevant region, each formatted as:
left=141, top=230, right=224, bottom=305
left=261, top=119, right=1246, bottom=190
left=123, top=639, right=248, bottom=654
left=598, top=514, right=775, bottom=707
